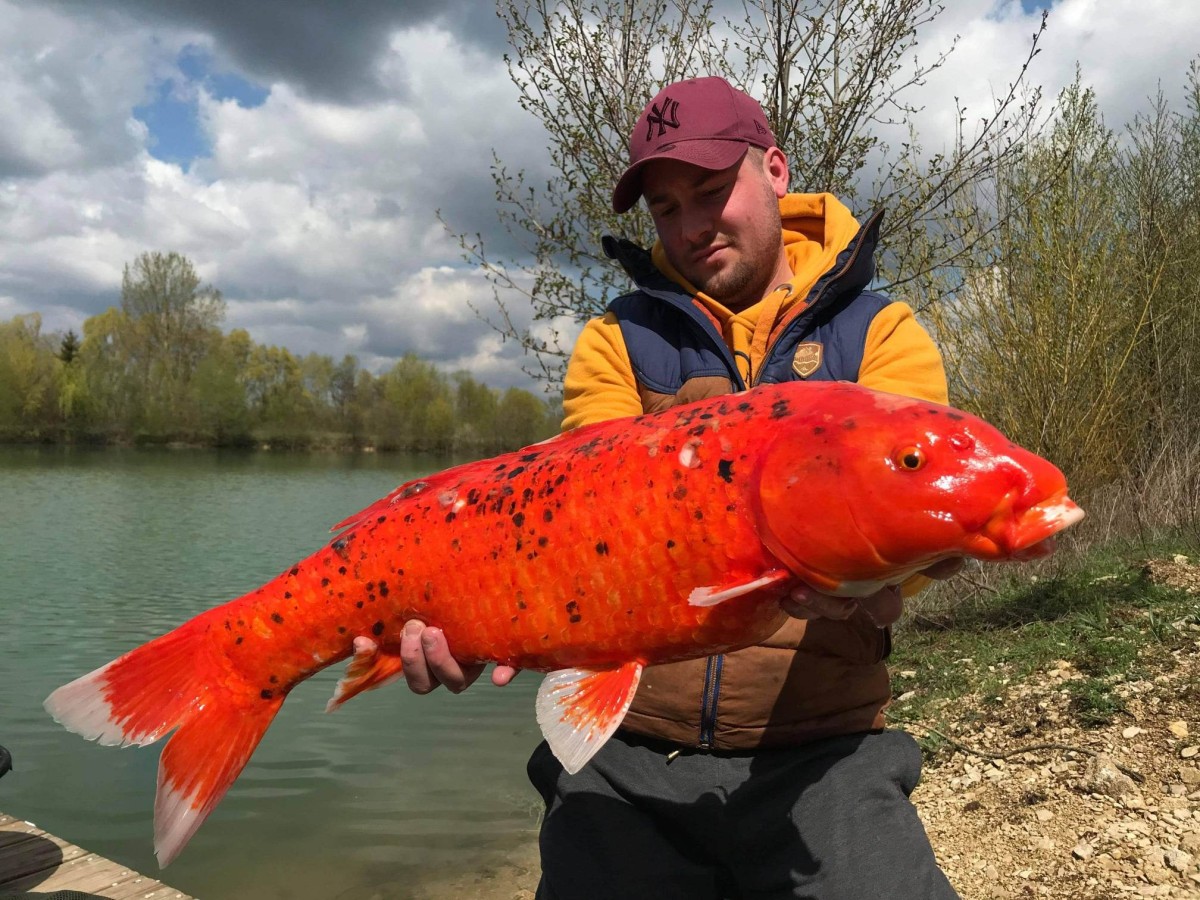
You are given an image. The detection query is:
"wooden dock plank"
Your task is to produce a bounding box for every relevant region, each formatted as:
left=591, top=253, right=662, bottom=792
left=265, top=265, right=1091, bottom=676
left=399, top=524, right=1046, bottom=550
left=0, top=812, right=193, bottom=899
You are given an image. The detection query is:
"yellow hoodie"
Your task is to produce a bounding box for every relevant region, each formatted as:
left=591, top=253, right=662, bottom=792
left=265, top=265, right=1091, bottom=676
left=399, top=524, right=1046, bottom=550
left=563, top=193, right=947, bottom=431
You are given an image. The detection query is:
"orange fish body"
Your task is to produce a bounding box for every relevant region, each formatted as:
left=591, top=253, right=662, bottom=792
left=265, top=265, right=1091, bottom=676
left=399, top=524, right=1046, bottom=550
left=45, top=381, right=1084, bottom=866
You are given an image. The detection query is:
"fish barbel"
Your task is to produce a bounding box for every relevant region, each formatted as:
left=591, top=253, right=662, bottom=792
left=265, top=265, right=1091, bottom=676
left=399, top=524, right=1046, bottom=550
left=45, top=381, right=1083, bottom=865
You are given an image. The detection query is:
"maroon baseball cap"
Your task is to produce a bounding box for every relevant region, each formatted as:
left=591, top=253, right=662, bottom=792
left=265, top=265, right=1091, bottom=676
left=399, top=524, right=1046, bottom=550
left=612, top=76, right=776, bottom=213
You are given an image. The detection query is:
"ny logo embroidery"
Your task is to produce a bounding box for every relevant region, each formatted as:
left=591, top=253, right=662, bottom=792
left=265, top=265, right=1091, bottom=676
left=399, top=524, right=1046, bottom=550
left=645, top=97, right=681, bottom=139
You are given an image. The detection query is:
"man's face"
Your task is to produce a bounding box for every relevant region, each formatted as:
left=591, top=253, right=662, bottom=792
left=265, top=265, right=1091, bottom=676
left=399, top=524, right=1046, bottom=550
left=642, top=148, right=789, bottom=311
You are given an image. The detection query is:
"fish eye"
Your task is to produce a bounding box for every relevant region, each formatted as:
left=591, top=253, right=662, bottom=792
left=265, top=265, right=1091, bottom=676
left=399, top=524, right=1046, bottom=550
left=894, top=446, right=926, bottom=471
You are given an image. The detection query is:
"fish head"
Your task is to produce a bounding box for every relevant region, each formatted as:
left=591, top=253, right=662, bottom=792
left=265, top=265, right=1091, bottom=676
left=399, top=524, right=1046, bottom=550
left=754, top=387, right=1084, bottom=595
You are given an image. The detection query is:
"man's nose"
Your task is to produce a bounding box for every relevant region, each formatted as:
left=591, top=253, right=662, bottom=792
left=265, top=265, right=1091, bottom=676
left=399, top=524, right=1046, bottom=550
left=681, top=205, right=714, bottom=245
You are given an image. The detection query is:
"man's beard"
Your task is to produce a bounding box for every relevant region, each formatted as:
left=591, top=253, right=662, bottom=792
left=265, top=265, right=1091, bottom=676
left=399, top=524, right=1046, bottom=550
left=692, top=255, right=762, bottom=309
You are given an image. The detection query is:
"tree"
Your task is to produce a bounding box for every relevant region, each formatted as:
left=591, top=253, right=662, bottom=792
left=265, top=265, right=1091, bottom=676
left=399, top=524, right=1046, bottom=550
left=58, top=330, right=81, bottom=364
left=929, top=76, right=1158, bottom=493
left=0, top=314, right=59, bottom=435
left=120, top=251, right=226, bottom=428
left=448, top=0, right=1048, bottom=386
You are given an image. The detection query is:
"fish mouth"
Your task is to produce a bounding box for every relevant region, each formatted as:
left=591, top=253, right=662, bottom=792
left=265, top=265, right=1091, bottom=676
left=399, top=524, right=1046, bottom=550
left=965, top=490, right=1086, bottom=561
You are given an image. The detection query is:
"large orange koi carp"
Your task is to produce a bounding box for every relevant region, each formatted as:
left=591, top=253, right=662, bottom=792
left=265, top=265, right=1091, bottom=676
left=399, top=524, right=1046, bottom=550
left=46, top=381, right=1083, bottom=866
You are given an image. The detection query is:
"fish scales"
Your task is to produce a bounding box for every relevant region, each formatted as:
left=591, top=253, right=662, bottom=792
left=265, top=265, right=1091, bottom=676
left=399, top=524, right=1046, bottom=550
left=220, top=396, right=788, bottom=681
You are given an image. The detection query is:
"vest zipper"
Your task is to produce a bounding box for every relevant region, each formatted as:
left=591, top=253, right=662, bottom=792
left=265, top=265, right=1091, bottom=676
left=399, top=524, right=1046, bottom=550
left=750, top=207, right=885, bottom=388
left=698, top=653, right=724, bottom=748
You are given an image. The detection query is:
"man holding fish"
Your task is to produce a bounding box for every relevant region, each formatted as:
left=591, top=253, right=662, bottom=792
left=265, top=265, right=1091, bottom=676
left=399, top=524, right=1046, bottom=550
left=404, top=77, right=963, bottom=899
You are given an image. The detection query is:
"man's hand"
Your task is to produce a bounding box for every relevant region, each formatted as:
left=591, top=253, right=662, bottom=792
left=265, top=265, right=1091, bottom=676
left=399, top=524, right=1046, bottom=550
left=782, top=557, right=965, bottom=627
left=400, top=620, right=519, bottom=694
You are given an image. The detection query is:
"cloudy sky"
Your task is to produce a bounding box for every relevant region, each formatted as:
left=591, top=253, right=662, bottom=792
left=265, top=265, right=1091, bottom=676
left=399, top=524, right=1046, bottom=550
left=1, top=0, right=1196, bottom=392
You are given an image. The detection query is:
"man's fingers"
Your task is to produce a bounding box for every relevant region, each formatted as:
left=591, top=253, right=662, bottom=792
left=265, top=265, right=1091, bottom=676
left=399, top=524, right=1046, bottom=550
left=782, top=587, right=857, bottom=620
left=400, top=620, right=439, bottom=694
left=858, top=586, right=903, bottom=627
left=492, top=665, right=520, bottom=687
left=922, top=557, right=965, bottom=580
left=419, top=626, right=480, bottom=693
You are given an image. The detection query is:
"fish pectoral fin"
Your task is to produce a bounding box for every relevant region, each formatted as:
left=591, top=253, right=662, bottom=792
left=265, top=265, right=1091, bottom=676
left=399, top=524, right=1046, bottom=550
left=536, top=661, right=643, bottom=775
left=688, top=568, right=791, bottom=607
left=326, top=636, right=405, bottom=712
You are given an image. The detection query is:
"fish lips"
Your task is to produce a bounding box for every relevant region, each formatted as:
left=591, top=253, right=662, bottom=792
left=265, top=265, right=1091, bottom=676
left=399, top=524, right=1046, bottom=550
left=965, top=490, right=1085, bottom=561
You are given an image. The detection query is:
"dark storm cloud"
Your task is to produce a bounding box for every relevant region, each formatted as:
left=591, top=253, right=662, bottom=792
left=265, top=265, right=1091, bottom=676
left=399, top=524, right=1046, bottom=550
left=39, top=0, right=508, bottom=102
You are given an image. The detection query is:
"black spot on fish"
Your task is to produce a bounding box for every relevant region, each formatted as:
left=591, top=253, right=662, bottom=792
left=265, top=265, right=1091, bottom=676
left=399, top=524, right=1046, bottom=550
left=261, top=689, right=274, bottom=700
left=372, top=621, right=384, bottom=636
left=771, top=399, right=790, bottom=419
left=507, top=466, right=525, bottom=480
left=467, top=488, right=481, bottom=504
left=813, top=426, right=825, bottom=435
left=543, top=509, right=553, bottom=523
left=379, top=582, right=389, bottom=597
left=269, top=675, right=278, bottom=684
left=511, top=615, right=519, bottom=623
left=672, top=484, right=688, bottom=501
left=513, top=512, right=526, bottom=527
left=332, top=538, right=351, bottom=560
left=445, top=512, right=457, bottom=523
left=224, top=620, right=231, bottom=630
left=377, top=515, right=387, bottom=524
left=517, top=599, right=527, bottom=609
left=694, top=510, right=704, bottom=520
left=271, top=612, right=284, bottom=624
left=284, top=591, right=291, bottom=599
left=595, top=541, right=609, bottom=556
left=236, top=636, right=243, bottom=644
left=520, top=452, right=540, bottom=462
left=569, top=614, right=582, bottom=624
left=538, top=536, right=549, bottom=547
left=843, top=418, right=857, bottom=429
left=688, top=424, right=706, bottom=437
left=717, top=459, right=734, bottom=482
left=356, top=601, right=364, bottom=609
left=947, top=412, right=964, bottom=421
left=667, top=540, right=675, bottom=549
left=555, top=474, right=566, bottom=486
left=289, top=566, right=300, bottom=576
left=494, top=462, right=507, bottom=471
left=737, top=402, right=752, bottom=412
left=337, top=626, right=346, bottom=634
left=522, top=488, right=534, bottom=503
left=321, top=577, right=330, bottom=587
left=338, top=566, right=347, bottom=576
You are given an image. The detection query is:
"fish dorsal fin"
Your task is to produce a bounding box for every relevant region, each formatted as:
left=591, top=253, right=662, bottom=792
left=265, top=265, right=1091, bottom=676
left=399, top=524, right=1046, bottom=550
left=536, top=662, right=643, bottom=774
left=688, top=569, right=791, bottom=607
left=325, top=636, right=405, bottom=712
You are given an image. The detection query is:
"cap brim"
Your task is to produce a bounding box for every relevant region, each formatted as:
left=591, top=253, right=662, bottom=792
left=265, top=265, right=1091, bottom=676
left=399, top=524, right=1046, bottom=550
left=612, top=140, right=751, bottom=213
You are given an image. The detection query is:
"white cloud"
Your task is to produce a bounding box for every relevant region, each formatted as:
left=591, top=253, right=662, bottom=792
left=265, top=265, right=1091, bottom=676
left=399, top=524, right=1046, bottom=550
left=1, top=0, right=1197, bottom=396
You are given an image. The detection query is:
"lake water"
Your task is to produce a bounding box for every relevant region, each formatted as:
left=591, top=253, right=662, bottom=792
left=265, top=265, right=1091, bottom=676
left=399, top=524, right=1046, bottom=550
left=0, top=446, right=544, bottom=899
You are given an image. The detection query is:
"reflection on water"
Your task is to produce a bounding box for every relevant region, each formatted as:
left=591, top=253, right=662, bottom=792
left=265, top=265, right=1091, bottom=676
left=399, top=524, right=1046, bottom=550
left=0, top=446, right=542, bottom=899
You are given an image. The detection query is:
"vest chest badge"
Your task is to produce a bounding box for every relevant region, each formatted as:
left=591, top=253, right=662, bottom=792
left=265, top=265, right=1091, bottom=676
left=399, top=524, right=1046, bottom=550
left=791, top=342, right=823, bottom=378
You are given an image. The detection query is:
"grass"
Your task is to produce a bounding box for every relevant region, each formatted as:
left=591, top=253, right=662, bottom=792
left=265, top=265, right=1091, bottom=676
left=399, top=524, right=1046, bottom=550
left=889, top=529, right=1200, bottom=732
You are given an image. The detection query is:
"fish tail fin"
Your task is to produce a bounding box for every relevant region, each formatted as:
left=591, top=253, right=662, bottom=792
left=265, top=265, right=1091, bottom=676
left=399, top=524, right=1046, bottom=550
left=44, top=618, right=283, bottom=867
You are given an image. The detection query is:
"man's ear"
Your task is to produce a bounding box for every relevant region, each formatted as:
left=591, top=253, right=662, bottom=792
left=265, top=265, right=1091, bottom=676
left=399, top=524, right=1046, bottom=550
left=763, top=146, right=790, bottom=198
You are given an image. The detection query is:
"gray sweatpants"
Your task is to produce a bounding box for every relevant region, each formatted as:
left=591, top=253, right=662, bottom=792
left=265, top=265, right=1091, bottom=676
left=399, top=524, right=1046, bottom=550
left=527, top=729, right=959, bottom=900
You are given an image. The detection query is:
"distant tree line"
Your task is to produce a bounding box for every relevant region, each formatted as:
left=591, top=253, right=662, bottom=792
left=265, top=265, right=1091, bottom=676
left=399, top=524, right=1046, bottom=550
left=0, top=252, right=560, bottom=453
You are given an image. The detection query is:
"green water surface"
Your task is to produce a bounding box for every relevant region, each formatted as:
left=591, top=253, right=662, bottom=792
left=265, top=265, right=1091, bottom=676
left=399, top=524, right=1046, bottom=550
left=0, top=446, right=543, bottom=898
